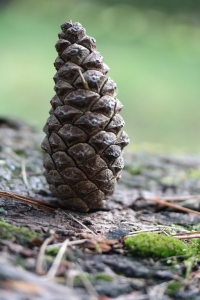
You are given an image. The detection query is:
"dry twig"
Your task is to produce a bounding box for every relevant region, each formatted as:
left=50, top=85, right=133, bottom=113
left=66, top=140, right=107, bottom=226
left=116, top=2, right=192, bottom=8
left=45, top=238, right=69, bottom=279
left=173, top=231, right=200, bottom=239
left=36, top=234, right=56, bottom=275
left=46, top=239, right=88, bottom=250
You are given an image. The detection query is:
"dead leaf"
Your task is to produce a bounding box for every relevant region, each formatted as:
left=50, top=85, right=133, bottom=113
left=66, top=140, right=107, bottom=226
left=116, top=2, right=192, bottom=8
left=78, top=233, right=118, bottom=253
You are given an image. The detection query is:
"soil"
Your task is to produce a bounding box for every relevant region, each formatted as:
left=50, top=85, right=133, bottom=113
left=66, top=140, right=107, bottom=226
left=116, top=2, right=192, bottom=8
left=1, top=117, right=200, bottom=300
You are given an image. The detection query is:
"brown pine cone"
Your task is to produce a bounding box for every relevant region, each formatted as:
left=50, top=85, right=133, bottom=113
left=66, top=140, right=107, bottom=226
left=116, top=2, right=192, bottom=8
left=41, top=20, right=129, bottom=212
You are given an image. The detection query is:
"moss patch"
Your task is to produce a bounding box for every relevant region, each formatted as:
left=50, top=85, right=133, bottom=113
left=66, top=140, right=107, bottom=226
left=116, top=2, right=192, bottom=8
left=125, top=233, right=189, bottom=259
left=94, top=273, right=113, bottom=282
left=0, top=219, right=38, bottom=246
left=166, top=281, right=182, bottom=297
left=74, top=272, right=113, bottom=287
left=188, top=169, right=200, bottom=179
left=188, top=238, right=200, bottom=256
left=45, top=246, right=60, bottom=256
left=125, top=165, right=143, bottom=175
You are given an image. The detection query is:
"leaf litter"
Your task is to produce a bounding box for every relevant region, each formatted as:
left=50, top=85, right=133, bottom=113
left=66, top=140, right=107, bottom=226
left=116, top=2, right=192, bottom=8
left=1, top=118, right=200, bottom=299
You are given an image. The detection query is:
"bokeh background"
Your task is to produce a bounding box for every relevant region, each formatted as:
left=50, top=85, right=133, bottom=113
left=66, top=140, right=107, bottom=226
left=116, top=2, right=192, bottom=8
left=0, top=0, right=200, bottom=152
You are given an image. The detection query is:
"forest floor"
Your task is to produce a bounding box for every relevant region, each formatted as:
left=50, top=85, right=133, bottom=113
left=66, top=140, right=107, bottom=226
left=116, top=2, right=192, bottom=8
left=1, top=118, right=200, bottom=300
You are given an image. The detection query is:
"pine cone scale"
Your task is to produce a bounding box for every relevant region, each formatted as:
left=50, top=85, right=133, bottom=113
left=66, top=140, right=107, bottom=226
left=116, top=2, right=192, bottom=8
left=42, top=20, right=129, bottom=212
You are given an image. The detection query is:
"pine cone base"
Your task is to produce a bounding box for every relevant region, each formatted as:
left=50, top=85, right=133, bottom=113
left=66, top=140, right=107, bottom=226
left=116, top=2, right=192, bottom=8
left=41, top=21, right=129, bottom=212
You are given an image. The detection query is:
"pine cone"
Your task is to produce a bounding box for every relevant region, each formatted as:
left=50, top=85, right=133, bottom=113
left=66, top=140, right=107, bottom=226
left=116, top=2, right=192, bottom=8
left=41, top=20, right=129, bottom=212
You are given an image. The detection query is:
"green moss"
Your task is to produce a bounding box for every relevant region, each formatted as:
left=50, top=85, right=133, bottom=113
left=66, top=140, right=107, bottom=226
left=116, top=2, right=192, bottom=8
left=0, top=219, right=38, bottom=246
left=45, top=255, right=55, bottom=264
left=125, top=166, right=143, bottom=175
left=74, top=272, right=89, bottom=286
left=14, top=149, right=25, bottom=156
left=188, top=238, right=200, bottom=256
left=14, top=256, right=27, bottom=268
left=74, top=272, right=113, bottom=287
left=188, top=169, right=200, bottom=179
left=160, top=176, right=175, bottom=185
left=45, top=247, right=59, bottom=256
left=192, top=224, right=200, bottom=231
left=94, top=273, right=113, bottom=282
left=166, top=281, right=182, bottom=296
left=125, top=233, right=189, bottom=259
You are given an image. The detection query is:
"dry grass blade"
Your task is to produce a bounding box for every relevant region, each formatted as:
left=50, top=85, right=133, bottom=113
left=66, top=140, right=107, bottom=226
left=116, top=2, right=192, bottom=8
left=158, top=195, right=200, bottom=202
left=36, top=234, right=56, bottom=275
left=66, top=267, right=80, bottom=288
left=65, top=212, right=97, bottom=235
left=76, top=262, right=99, bottom=300
left=0, top=190, right=57, bottom=211
left=46, top=239, right=88, bottom=250
left=145, top=196, right=200, bottom=217
left=78, top=68, right=89, bottom=90
left=124, top=222, right=190, bottom=239
left=21, top=160, right=29, bottom=188
left=147, top=282, right=169, bottom=300
left=46, top=238, right=69, bottom=279
left=126, top=228, right=162, bottom=237
left=173, top=231, right=200, bottom=239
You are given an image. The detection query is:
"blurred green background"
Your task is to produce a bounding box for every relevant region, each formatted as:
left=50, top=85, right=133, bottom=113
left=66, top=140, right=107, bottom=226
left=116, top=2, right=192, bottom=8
left=0, top=0, right=200, bottom=152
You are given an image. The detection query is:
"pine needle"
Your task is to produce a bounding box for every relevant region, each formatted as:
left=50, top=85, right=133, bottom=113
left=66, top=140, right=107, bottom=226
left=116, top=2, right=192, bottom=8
left=0, top=190, right=57, bottom=211
left=64, top=212, right=97, bottom=235
left=144, top=196, right=200, bottom=217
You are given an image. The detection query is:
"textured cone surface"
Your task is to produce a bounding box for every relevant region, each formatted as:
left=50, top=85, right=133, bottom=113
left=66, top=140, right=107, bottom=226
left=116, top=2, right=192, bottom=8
left=42, top=20, right=129, bottom=212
